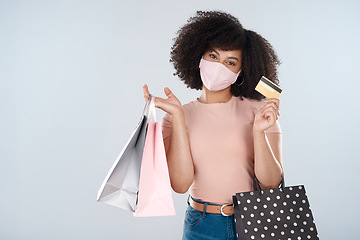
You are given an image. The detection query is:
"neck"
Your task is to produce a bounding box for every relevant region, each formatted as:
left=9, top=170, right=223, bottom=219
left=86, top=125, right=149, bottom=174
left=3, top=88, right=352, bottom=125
left=198, top=85, right=233, bottom=104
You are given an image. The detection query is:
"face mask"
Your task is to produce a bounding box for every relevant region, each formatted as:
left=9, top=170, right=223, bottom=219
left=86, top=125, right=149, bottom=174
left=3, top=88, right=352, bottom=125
left=199, top=58, right=242, bottom=91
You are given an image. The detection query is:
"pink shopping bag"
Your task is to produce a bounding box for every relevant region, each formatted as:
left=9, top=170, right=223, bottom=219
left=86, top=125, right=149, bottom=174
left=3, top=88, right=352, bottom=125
left=134, top=99, right=176, bottom=217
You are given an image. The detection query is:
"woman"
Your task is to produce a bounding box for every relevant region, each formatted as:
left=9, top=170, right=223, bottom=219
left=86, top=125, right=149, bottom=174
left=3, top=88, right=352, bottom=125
left=143, top=10, right=283, bottom=240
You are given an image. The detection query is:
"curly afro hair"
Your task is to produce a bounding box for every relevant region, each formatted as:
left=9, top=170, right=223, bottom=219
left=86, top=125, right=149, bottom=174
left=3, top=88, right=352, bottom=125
left=170, top=11, right=281, bottom=100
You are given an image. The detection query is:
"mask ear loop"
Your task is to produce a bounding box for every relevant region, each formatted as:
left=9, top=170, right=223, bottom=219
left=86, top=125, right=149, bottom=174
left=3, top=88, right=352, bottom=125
left=234, top=69, right=244, bottom=86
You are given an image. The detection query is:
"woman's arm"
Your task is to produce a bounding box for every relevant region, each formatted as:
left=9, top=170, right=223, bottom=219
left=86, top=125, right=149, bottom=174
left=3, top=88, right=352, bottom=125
left=253, top=98, right=283, bottom=189
left=253, top=131, right=282, bottom=189
left=143, top=85, right=194, bottom=194
left=163, top=112, right=194, bottom=194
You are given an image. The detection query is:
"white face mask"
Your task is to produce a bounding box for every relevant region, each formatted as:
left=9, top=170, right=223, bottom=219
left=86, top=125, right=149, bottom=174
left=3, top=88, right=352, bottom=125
left=199, top=58, right=242, bottom=91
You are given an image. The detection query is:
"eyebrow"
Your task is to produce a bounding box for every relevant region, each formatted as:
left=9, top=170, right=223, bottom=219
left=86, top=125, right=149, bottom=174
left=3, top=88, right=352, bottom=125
left=210, top=49, right=240, bottom=62
left=228, top=57, right=240, bottom=62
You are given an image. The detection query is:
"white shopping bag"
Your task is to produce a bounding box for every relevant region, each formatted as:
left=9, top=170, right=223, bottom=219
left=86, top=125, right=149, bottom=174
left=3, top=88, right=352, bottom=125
left=97, top=96, right=153, bottom=211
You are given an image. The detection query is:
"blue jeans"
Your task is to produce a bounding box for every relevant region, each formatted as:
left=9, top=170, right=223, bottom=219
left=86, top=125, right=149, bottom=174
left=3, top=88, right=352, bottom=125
left=182, top=196, right=237, bottom=240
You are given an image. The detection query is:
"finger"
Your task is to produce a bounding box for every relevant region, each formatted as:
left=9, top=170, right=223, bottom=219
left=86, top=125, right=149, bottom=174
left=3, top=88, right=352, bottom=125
left=263, top=110, right=277, bottom=123
left=262, top=102, right=278, bottom=111
left=262, top=105, right=278, bottom=114
left=164, top=87, right=175, bottom=98
left=263, top=107, right=277, bottom=119
left=153, top=96, right=165, bottom=108
left=153, top=97, right=174, bottom=113
left=265, top=98, right=280, bottom=106
left=264, top=107, right=279, bottom=119
left=265, top=98, right=280, bottom=109
left=142, top=84, right=150, bottom=102
left=262, top=104, right=279, bottom=116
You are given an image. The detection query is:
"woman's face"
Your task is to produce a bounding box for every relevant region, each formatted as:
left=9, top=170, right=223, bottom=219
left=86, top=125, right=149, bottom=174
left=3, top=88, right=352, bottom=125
left=202, top=48, right=242, bottom=74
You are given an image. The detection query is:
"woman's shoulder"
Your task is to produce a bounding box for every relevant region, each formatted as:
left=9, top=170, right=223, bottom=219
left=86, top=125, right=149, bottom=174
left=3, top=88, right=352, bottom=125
left=181, top=98, right=200, bottom=112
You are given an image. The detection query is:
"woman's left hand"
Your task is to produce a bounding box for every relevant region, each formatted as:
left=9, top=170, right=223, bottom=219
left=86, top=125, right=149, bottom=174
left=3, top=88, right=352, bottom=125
left=253, top=98, right=280, bottom=133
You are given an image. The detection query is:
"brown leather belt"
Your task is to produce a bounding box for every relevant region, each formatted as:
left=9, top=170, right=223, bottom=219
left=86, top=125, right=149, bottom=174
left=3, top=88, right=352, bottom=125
left=189, top=197, right=234, bottom=216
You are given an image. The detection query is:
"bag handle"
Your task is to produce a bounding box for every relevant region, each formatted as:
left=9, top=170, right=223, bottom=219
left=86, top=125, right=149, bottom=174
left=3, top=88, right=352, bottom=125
left=253, top=170, right=285, bottom=194
left=141, top=94, right=156, bottom=123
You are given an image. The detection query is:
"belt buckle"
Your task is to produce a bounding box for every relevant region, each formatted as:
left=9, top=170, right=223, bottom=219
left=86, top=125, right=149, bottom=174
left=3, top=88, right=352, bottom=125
left=220, top=204, right=233, bottom=217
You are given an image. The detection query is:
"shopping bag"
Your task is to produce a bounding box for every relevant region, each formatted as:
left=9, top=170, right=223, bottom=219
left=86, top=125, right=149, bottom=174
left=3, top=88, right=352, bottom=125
left=232, top=173, right=319, bottom=240
left=97, top=97, right=152, bottom=212
left=134, top=98, right=176, bottom=217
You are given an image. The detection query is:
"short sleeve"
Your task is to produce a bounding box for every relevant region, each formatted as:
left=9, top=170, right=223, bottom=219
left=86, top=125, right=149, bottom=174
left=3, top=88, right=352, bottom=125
left=161, top=112, right=172, bottom=139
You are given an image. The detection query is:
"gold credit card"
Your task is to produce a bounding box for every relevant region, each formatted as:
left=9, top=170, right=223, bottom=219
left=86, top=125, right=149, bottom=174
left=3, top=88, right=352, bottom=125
left=255, top=76, right=283, bottom=99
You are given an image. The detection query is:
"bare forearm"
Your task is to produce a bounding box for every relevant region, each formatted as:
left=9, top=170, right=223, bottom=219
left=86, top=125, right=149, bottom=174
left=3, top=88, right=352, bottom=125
left=166, top=112, right=194, bottom=193
left=253, top=131, right=282, bottom=189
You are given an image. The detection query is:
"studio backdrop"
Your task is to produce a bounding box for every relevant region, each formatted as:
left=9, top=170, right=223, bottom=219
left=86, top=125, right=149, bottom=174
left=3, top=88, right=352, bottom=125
left=1, top=0, right=360, bottom=239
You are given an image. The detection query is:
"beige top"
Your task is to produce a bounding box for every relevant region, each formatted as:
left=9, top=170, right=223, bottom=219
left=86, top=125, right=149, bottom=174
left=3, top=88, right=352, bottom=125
left=161, top=95, right=282, bottom=204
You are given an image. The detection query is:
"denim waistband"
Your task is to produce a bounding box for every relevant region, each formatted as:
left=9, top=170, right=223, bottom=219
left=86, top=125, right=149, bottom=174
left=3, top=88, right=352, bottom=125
left=187, top=195, right=224, bottom=206
left=187, top=195, right=235, bottom=218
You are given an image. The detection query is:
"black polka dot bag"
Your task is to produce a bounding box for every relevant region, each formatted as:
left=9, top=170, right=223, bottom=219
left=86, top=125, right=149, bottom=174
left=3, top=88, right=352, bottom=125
left=232, top=173, right=319, bottom=240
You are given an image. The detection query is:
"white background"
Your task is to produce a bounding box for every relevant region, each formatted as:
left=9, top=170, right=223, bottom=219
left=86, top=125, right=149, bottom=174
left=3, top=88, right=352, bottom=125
left=1, top=0, right=360, bottom=239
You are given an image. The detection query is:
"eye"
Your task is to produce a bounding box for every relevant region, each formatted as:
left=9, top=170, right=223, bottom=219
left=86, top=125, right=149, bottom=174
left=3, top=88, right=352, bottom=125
left=226, top=61, right=236, bottom=66
left=209, top=54, right=217, bottom=59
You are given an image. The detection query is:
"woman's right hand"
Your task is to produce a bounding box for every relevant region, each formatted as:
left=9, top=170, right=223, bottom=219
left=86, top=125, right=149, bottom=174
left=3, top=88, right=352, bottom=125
left=143, top=84, right=193, bottom=193
left=142, top=84, right=183, bottom=117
